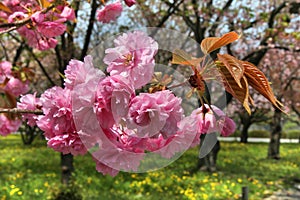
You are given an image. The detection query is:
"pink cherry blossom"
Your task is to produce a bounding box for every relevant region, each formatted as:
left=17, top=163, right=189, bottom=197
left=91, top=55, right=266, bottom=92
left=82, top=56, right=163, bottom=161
left=0, top=115, right=22, bottom=136
left=36, top=86, right=87, bottom=155
left=0, top=61, right=12, bottom=84
left=17, top=93, right=42, bottom=127
left=103, top=31, right=158, bottom=89
left=2, top=1, right=74, bottom=50
left=31, top=11, right=45, bottom=23
left=191, top=104, right=236, bottom=136
left=37, top=87, right=73, bottom=138
left=4, top=77, right=29, bottom=96
left=37, top=21, right=66, bottom=38
left=177, top=114, right=202, bottom=148
left=92, top=126, right=145, bottom=172
left=127, top=90, right=183, bottom=138
left=64, top=55, right=105, bottom=90
left=17, top=24, right=59, bottom=51
left=57, top=5, right=76, bottom=21
left=47, top=132, right=87, bottom=156
left=96, top=2, right=123, bottom=23
left=94, top=75, right=135, bottom=129
left=150, top=116, right=199, bottom=159
left=124, top=0, right=136, bottom=7
left=218, top=115, right=236, bottom=137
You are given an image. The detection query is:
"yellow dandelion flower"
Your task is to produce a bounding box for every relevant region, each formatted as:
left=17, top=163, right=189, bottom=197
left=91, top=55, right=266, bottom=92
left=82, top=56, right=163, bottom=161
left=44, top=182, right=49, bottom=187
left=267, top=181, right=273, bottom=185
left=9, top=188, right=20, bottom=196
left=131, top=174, right=137, bottom=178
left=202, top=193, right=208, bottom=200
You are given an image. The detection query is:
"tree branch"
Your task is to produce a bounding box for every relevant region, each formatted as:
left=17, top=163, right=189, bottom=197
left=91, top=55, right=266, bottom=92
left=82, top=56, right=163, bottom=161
left=0, top=4, right=56, bottom=34
left=27, top=48, right=56, bottom=86
left=80, top=0, right=98, bottom=61
left=150, top=0, right=184, bottom=37
left=0, top=39, right=9, bottom=60
left=0, top=108, right=43, bottom=114
left=209, top=0, right=234, bottom=36
left=13, top=42, right=25, bottom=66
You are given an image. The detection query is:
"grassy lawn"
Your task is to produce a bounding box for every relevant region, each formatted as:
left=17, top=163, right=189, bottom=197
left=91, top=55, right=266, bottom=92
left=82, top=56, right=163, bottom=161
left=0, top=134, right=299, bottom=200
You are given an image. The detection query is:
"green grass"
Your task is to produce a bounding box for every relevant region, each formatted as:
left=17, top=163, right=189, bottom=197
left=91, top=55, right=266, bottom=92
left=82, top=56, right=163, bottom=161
left=0, top=134, right=300, bottom=200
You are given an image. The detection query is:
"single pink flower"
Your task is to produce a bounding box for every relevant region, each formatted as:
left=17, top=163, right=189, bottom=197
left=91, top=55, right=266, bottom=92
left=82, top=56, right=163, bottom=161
left=4, top=77, right=29, bottom=96
left=58, top=6, right=76, bottom=21
left=192, top=104, right=236, bottom=136
left=37, top=21, right=66, bottom=38
left=104, top=31, right=158, bottom=89
left=218, top=116, right=236, bottom=137
left=124, top=0, right=136, bottom=7
left=37, top=37, right=58, bottom=51
left=127, top=90, right=183, bottom=138
left=97, top=2, right=123, bottom=23
left=64, top=55, right=105, bottom=90
left=17, top=93, right=42, bottom=127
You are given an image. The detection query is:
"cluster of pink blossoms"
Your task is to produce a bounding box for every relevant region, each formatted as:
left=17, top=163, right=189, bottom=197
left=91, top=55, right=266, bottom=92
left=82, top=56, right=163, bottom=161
left=0, top=61, right=29, bottom=136
left=97, top=0, right=136, bottom=23
left=17, top=31, right=236, bottom=176
left=0, top=0, right=75, bottom=50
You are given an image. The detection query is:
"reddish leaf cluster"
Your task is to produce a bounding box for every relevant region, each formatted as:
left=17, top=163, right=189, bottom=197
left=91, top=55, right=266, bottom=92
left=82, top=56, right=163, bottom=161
left=172, top=32, right=284, bottom=114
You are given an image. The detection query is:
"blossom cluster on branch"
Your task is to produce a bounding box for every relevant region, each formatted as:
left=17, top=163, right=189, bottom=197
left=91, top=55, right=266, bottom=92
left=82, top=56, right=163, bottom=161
left=0, top=0, right=75, bottom=50
left=11, top=31, right=236, bottom=176
left=0, top=61, right=31, bottom=136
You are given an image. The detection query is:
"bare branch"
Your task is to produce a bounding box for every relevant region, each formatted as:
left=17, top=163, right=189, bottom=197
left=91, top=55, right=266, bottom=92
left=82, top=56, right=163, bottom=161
left=28, top=49, right=56, bottom=87
left=0, top=108, right=43, bottom=114
left=80, top=0, right=98, bottom=60
left=209, top=0, right=234, bottom=36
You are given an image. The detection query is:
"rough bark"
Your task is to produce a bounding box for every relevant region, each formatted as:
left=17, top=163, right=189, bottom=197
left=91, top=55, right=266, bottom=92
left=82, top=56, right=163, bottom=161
left=268, top=108, right=282, bottom=159
left=61, top=153, right=75, bottom=185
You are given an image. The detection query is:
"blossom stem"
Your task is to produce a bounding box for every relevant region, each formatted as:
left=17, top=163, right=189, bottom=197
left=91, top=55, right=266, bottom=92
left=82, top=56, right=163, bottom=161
left=168, top=81, right=188, bottom=89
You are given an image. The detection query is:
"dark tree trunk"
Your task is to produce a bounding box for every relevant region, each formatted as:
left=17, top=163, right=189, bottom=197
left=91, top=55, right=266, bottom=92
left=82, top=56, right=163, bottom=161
left=61, top=153, right=74, bottom=185
left=268, top=109, right=282, bottom=159
left=196, top=133, right=220, bottom=172
left=240, top=122, right=251, bottom=143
